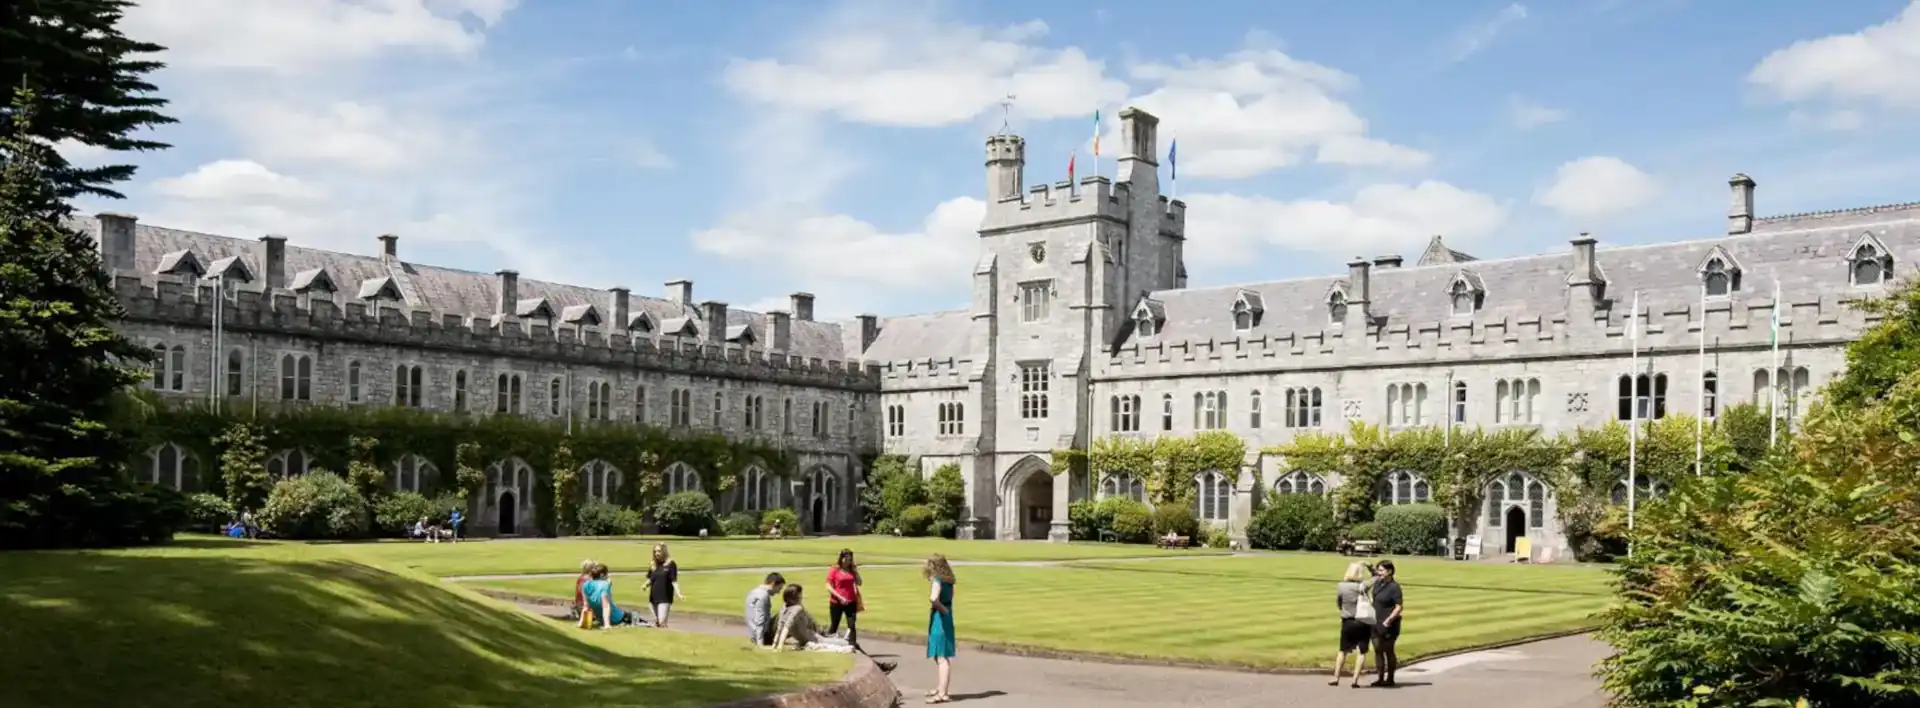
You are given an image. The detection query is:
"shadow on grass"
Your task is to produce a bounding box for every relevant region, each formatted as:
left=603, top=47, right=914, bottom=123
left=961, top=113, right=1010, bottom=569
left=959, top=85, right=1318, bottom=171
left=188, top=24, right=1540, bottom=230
left=0, top=553, right=825, bottom=708
left=1066, top=562, right=1612, bottom=598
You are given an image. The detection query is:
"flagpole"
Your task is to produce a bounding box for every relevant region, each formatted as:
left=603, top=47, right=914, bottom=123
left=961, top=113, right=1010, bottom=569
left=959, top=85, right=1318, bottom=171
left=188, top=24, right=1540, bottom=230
left=1627, top=290, right=1640, bottom=554
left=1769, top=280, right=1780, bottom=447
left=1695, top=283, right=1705, bottom=476
left=1168, top=138, right=1178, bottom=204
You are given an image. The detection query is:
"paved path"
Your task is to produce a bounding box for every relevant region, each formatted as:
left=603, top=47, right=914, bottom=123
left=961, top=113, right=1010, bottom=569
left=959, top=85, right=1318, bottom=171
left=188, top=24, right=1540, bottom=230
left=511, top=601, right=1610, bottom=708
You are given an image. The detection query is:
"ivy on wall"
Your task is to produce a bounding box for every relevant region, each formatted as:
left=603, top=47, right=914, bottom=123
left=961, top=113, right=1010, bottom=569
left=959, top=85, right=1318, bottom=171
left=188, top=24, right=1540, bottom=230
left=1053, top=431, right=1249, bottom=505
left=136, top=403, right=803, bottom=535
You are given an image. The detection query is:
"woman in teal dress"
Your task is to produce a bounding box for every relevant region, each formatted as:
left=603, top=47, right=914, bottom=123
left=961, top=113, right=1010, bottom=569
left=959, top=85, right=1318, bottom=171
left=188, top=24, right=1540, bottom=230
left=924, top=554, right=957, bottom=704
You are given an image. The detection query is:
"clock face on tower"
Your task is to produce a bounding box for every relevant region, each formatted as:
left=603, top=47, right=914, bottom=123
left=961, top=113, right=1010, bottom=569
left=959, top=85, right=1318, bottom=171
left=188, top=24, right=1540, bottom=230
left=1029, top=242, right=1046, bottom=264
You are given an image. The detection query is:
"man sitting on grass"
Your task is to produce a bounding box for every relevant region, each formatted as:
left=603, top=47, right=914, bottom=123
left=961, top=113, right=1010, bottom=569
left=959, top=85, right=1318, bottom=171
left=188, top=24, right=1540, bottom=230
left=745, top=572, right=787, bottom=646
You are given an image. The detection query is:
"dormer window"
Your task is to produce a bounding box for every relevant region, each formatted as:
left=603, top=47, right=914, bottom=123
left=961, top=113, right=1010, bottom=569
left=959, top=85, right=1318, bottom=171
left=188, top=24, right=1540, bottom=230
left=1450, top=281, right=1474, bottom=315
left=1849, top=233, right=1893, bottom=287
left=155, top=250, right=205, bottom=278
left=1231, top=290, right=1264, bottom=334
left=629, top=312, right=655, bottom=334
left=725, top=324, right=756, bottom=344
left=1696, top=245, right=1743, bottom=298
left=1137, top=316, right=1158, bottom=338
left=561, top=304, right=603, bottom=327
left=1448, top=270, right=1485, bottom=316
left=1328, top=290, right=1348, bottom=324
left=1130, top=296, right=1166, bottom=341
left=357, top=276, right=403, bottom=302
left=1232, top=304, right=1253, bottom=332
left=290, top=267, right=338, bottom=294
left=515, top=297, right=555, bottom=320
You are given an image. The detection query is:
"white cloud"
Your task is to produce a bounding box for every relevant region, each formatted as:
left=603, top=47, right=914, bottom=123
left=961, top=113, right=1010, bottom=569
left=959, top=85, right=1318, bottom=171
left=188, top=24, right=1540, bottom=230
left=151, top=160, right=327, bottom=203
left=1533, top=156, right=1659, bottom=220
left=1126, top=47, right=1429, bottom=179
left=1508, top=96, right=1567, bottom=130
left=54, top=139, right=110, bottom=163
left=1182, top=181, right=1508, bottom=269
left=121, top=0, right=510, bottom=74
left=628, top=140, right=675, bottom=170
left=722, top=5, right=1126, bottom=127
left=1748, top=2, right=1920, bottom=110
left=1452, top=4, right=1529, bottom=63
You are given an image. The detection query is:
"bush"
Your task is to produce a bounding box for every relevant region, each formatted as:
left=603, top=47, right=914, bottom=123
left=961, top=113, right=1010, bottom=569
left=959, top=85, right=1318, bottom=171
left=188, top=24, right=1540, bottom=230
left=926, top=463, right=967, bottom=524
left=258, top=472, right=370, bottom=540
left=651, top=491, right=715, bottom=536
left=183, top=492, right=236, bottom=532
left=871, top=517, right=900, bottom=536
left=1248, top=493, right=1338, bottom=551
left=1374, top=504, right=1449, bottom=555
left=1107, top=499, right=1154, bottom=543
left=930, top=519, right=957, bottom=539
left=880, top=470, right=928, bottom=521
left=1067, top=500, right=1111, bottom=541
left=1151, top=500, right=1200, bottom=539
left=1204, top=527, right=1232, bottom=549
left=762, top=508, right=800, bottom=536
left=575, top=500, right=643, bottom=537
left=372, top=492, right=437, bottom=537
left=719, top=511, right=760, bottom=538
left=1347, top=521, right=1382, bottom=542
left=896, top=504, right=938, bottom=537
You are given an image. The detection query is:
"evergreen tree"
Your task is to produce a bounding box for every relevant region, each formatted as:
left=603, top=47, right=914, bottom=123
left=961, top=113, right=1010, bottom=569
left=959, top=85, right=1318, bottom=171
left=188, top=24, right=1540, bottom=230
left=0, top=0, right=174, bottom=201
left=0, top=87, right=176, bottom=548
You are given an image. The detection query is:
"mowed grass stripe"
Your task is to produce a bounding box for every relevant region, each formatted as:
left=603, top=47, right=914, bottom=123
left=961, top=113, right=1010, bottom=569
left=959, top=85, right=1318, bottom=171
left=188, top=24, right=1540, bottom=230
left=1071, top=556, right=1614, bottom=596
left=467, top=558, right=1607, bottom=670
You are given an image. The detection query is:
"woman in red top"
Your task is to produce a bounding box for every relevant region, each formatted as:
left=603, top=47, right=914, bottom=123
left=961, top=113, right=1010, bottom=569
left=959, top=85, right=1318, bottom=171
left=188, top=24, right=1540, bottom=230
left=825, top=549, right=864, bottom=653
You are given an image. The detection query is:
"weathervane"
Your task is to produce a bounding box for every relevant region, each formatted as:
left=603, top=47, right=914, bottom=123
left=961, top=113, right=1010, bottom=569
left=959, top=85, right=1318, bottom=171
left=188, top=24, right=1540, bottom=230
left=997, top=94, right=1016, bottom=135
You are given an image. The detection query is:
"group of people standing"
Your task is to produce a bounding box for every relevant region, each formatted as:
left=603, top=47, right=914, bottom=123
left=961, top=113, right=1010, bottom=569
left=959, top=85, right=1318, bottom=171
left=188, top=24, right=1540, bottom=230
left=1333, top=559, right=1405, bottom=688
left=742, top=551, right=960, bottom=702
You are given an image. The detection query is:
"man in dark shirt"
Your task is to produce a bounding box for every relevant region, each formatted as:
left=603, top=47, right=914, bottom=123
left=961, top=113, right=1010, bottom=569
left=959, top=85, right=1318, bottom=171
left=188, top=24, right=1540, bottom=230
left=1371, top=560, right=1405, bottom=687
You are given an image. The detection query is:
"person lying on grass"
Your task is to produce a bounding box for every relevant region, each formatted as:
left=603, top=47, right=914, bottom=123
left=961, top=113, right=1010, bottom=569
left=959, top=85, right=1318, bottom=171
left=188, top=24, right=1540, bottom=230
left=771, top=585, right=853, bottom=653
left=581, top=563, right=637, bottom=628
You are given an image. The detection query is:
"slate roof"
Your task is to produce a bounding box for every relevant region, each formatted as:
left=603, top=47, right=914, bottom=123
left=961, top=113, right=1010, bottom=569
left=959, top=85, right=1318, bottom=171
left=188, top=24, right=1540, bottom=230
left=851, top=309, right=972, bottom=364
left=87, top=217, right=851, bottom=361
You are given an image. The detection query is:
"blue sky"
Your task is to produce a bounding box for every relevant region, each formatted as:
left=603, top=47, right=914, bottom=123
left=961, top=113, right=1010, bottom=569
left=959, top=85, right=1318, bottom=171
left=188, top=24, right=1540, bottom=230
left=70, top=0, right=1920, bottom=318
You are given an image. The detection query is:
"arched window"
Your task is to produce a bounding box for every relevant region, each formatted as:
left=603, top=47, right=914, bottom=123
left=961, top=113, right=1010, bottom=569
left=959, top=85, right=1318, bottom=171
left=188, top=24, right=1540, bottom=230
left=392, top=454, right=437, bottom=493
left=395, top=364, right=423, bottom=408
left=485, top=458, right=535, bottom=517
left=549, top=378, right=563, bottom=416
left=1609, top=476, right=1666, bottom=505
left=1377, top=471, right=1431, bottom=505
left=225, top=349, right=245, bottom=397
left=1100, top=472, right=1145, bottom=502
left=713, top=391, right=724, bottom=427
left=1450, top=281, right=1476, bottom=316
left=1136, top=313, right=1158, bottom=338
left=1284, top=387, right=1324, bottom=428
left=1616, top=373, right=1668, bottom=421
left=1273, top=471, right=1327, bottom=496
left=741, top=466, right=780, bottom=511
left=1851, top=242, right=1891, bottom=287
left=634, top=386, right=649, bottom=423
left=1232, top=302, right=1254, bottom=332
left=279, top=353, right=312, bottom=400
left=1194, top=390, right=1227, bottom=430
left=1451, top=380, right=1467, bottom=424
left=1249, top=390, right=1262, bottom=428
left=1328, top=291, right=1348, bottom=323
left=581, top=460, right=622, bottom=502
left=1386, top=383, right=1428, bottom=426
left=782, top=397, right=793, bottom=433
left=348, top=360, right=363, bottom=402
left=454, top=370, right=469, bottom=412
left=1110, top=394, right=1141, bottom=433
left=1193, top=471, right=1231, bottom=521
left=1701, top=370, right=1718, bottom=418
left=1161, top=393, right=1174, bottom=431
left=1487, top=471, right=1546, bottom=530
left=267, top=449, right=310, bottom=480
left=810, top=467, right=839, bottom=514
left=1702, top=258, right=1733, bottom=297
left=662, top=461, right=701, bottom=495
left=146, top=443, right=201, bottom=491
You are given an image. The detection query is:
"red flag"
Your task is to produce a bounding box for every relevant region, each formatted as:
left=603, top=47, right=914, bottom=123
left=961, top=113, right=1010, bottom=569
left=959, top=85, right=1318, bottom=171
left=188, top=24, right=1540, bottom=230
left=1067, top=151, right=1076, bottom=182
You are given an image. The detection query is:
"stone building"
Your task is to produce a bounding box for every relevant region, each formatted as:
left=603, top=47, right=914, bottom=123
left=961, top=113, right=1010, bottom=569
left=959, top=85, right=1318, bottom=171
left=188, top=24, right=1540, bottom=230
left=97, top=106, right=1918, bottom=554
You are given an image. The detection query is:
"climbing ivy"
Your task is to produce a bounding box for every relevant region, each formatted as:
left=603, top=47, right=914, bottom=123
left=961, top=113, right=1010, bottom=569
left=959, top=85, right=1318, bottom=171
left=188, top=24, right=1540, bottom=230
left=550, top=439, right=579, bottom=535
left=345, top=435, right=385, bottom=503
left=214, top=422, right=271, bottom=512
left=1057, top=431, right=1249, bottom=506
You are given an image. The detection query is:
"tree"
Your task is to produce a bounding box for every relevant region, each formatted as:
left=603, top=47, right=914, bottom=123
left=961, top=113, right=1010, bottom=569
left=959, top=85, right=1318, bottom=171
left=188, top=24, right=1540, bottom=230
left=550, top=440, right=578, bottom=535
left=0, top=0, right=175, bottom=200
left=344, top=435, right=384, bottom=502
left=215, top=422, right=270, bottom=513
left=0, top=87, right=176, bottom=548
left=1827, top=282, right=1920, bottom=410
left=926, top=463, right=967, bottom=525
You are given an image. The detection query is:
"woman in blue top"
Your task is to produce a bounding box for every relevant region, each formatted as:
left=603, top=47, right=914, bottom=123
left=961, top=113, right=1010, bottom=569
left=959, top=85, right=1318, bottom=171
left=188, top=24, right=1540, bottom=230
left=923, top=554, right=957, bottom=704
left=581, top=563, right=635, bottom=627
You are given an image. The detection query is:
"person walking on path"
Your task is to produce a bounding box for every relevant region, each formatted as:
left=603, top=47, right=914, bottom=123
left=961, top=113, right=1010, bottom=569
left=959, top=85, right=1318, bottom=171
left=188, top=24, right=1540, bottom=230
left=1331, top=561, right=1371, bottom=688
left=643, top=543, right=683, bottom=628
left=1370, top=560, right=1405, bottom=687
left=924, top=554, right=957, bottom=704
left=447, top=508, right=463, bottom=542
left=826, top=549, right=865, bottom=653
left=745, top=572, right=787, bottom=646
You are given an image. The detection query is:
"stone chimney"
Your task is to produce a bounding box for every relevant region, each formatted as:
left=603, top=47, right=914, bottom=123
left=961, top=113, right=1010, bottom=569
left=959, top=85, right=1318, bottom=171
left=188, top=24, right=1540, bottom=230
left=608, top=287, right=630, bottom=331
left=1728, top=173, right=1755, bottom=235
left=257, top=235, right=287, bottom=290
left=1117, top=107, right=1161, bottom=187
left=856, top=314, right=880, bottom=353
left=790, top=292, right=816, bottom=321
left=985, top=134, right=1026, bottom=203
left=495, top=270, right=519, bottom=315
left=1567, top=234, right=1606, bottom=314
left=1344, top=259, right=1372, bottom=329
left=770, top=310, right=792, bottom=351
left=701, top=301, right=728, bottom=343
left=1373, top=254, right=1403, bottom=269
left=667, top=279, right=694, bottom=306
left=96, top=212, right=137, bottom=274
left=378, top=234, right=398, bottom=260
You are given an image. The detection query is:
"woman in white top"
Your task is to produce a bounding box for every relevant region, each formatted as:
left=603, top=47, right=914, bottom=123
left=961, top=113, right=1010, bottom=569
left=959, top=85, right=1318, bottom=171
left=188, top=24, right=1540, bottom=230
left=1331, top=562, right=1372, bottom=688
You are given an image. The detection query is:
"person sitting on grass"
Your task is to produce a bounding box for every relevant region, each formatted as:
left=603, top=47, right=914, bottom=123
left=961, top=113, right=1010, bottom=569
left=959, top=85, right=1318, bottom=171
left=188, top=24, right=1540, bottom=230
left=580, top=563, right=636, bottom=628
left=745, top=572, right=787, bottom=646
left=410, top=517, right=429, bottom=541
left=771, top=585, right=853, bottom=653
left=570, top=559, right=598, bottom=621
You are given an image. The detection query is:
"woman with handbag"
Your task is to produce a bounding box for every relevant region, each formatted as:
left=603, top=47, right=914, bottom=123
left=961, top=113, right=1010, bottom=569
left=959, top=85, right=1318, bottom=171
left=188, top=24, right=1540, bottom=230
left=1331, top=561, right=1372, bottom=688
left=825, top=549, right=865, bottom=653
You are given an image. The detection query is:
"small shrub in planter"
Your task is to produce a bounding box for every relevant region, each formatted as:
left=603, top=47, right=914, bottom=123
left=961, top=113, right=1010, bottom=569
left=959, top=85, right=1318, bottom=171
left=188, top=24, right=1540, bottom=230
left=184, top=492, right=236, bottom=532
left=719, top=511, right=760, bottom=537
left=1374, top=504, right=1449, bottom=555
left=1106, top=499, right=1154, bottom=543
left=897, top=504, right=938, bottom=537
left=575, top=501, right=644, bottom=536
left=652, top=491, right=716, bottom=536
left=259, top=471, right=370, bottom=540
left=1151, top=501, right=1201, bottom=539
left=761, top=508, right=800, bottom=536
left=1248, top=493, right=1338, bottom=551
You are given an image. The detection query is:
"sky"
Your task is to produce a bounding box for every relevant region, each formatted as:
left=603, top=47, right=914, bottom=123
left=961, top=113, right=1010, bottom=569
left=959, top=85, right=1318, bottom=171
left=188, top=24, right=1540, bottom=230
left=58, top=0, right=1920, bottom=320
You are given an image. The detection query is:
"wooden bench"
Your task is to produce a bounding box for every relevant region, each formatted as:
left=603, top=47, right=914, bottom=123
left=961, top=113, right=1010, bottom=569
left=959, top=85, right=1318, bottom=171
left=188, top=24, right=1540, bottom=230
left=1157, top=535, right=1191, bottom=550
left=1097, top=530, right=1120, bottom=544
left=1349, top=540, right=1381, bottom=557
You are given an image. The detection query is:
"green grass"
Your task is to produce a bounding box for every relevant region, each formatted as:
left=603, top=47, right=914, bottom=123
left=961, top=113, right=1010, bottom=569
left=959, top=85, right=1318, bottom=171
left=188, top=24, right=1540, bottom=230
left=0, top=537, right=847, bottom=708
left=336, top=535, right=1225, bottom=577
left=472, top=554, right=1613, bottom=671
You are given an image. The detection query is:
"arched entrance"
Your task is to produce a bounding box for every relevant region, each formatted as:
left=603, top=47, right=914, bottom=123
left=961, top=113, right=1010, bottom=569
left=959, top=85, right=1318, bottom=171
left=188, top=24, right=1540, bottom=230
left=810, top=496, right=825, bottom=534
left=1504, top=506, right=1525, bottom=552
left=1014, top=468, right=1053, bottom=540
left=499, top=492, right=518, bottom=535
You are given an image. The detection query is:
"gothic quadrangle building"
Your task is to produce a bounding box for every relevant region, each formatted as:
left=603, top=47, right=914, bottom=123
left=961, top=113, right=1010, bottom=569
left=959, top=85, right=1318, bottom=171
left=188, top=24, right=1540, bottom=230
left=98, top=107, right=1917, bottom=557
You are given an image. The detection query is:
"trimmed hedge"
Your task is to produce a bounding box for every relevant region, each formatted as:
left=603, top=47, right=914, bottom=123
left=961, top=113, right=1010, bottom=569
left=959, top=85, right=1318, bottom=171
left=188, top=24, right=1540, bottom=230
left=651, top=491, right=715, bottom=536
left=1248, top=493, right=1338, bottom=551
left=259, top=471, right=369, bottom=539
left=1374, top=504, right=1448, bottom=555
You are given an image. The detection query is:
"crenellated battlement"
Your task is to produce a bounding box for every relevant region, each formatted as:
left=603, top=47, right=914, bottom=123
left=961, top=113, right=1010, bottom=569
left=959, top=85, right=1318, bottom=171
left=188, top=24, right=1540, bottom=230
left=983, top=176, right=1131, bottom=233
left=873, top=355, right=975, bottom=391
left=118, top=274, right=884, bottom=391
left=1098, top=290, right=1878, bottom=379
left=1159, top=195, right=1186, bottom=237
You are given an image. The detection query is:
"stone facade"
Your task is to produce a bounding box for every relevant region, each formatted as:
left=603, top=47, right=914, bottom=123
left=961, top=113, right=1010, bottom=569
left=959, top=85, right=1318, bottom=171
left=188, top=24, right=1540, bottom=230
left=99, top=106, right=1919, bottom=555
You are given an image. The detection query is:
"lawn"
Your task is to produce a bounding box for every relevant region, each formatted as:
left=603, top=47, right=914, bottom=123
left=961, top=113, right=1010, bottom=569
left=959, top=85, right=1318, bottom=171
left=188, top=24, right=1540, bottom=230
left=338, top=535, right=1224, bottom=577
left=0, top=537, right=847, bottom=708
left=470, top=554, right=1614, bottom=671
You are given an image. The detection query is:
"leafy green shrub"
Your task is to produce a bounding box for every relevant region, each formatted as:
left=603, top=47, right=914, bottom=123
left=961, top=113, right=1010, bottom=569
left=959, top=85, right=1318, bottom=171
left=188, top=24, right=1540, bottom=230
left=1151, top=500, right=1200, bottom=539
left=651, top=491, right=715, bottom=536
left=871, top=517, right=900, bottom=536
left=1248, top=493, right=1338, bottom=551
left=719, top=511, right=760, bottom=537
left=860, top=455, right=916, bottom=527
left=896, top=504, right=938, bottom=537
left=183, top=492, right=236, bottom=532
left=930, top=518, right=957, bottom=539
left=1107, top=499, right=1154, bottom=543
left=258, top=471, right=370, bottom=540
left=1347, top=521, right=1382, bottom=541
left=926, top=463, right=967, bottom=524
left=575, top=500, right=643, bottom=536
left=762, top=508, right=800, bottom=535
left=1374, top=504, right=1448, bottom=555
left=372, top=491, right=437, bottom=537
left=881, top=470, right=929, bottom=521
left=1067, top=500, right=1111, bottom=541
left=1204, top=527, right=1232, bottom=548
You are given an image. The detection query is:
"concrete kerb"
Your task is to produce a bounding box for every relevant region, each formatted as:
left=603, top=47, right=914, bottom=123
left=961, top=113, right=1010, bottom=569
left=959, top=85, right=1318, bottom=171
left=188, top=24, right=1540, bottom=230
left=467, top=586, right=1599, bottom=678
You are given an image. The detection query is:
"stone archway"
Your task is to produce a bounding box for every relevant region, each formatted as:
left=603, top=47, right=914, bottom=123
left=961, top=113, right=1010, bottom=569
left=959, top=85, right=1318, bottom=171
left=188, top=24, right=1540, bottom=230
left=499, top=491, right=518, bottom=535
left=1003, top=458, right=1054, bottom=540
